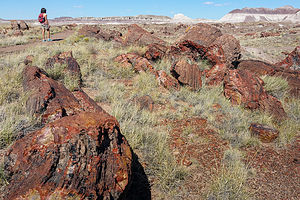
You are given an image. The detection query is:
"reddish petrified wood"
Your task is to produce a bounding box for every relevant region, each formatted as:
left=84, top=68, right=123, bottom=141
left=19, top=20, right=29, bottom=30
left=260, top=32, right=280, bottom=38
left=171, top=59, right=202, bottom=90
left=114, top=53, right=155, bottom=73
left=275, top=46, right=300, bottom=70
left=212, top=34, right=241, bottom=67
left=224, top=69, right=287, bottom=120
left=205, top=63, right=227, bottom=86
left=4, top=111, right=132, bottom=200
left=132, top=95, right=154, bottom=112
left=238, top=60, right=276, bottom=76
left=144, top=43, right=168, bottom=61
left=45, top=51, right=82, bottom=85
left=155, top=70, right=180, bottom=90
left=122, top=24, right=166, bottom=46
left=177, top=23, right=222, bottom=46
left=78, top=25, right=122, bottom=42
left=249, top=123, right=279, bottom=143
left=23, top=66, right=83, bottom=124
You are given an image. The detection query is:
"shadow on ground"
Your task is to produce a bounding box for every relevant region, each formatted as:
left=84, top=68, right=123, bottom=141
left=122, top=151, right=151, bottom=200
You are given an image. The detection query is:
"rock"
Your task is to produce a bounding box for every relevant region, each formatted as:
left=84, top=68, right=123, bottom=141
left=12, top=30, right=23, bottom=37
left=224, top=69, right=287, bottom=120
left=10, top=20, right=19, bottom=30
left=19, top=20, right=29, bottom=30
left=65, top=23, right=77, bottom=30
left=245, top=32, right=257, bottom=37
left=144, top=43, right=168, bottom=61
left=275, top=46, right=300, bottom=70
left=3, top=111, right=132, bottom=200
left=24, top=55, right=34, bottom=65
left=171, top=59, right=202, bottom=90
left=155, top=70, right=180, bottom=90
left=22, top=66, right=83, bottom=124
left=177, top=23, right=223, bottom=46
left=45, top=51, right=82, bottom=86
left=260, top=32, right=280, bottom=37
left=205, top=63, right=227, bottom=86
left=114, top=53, right=155, bottom=73
left=238, top=60, right=276, bottom=76
left=78, top=25, right=122, bottom=42
left=132, top=95, right=154, bottom=112
left=122, top=24, right=166, bottom=46
left=205, top=44, right=227, bottom=65
left=249, top=123, right=279, bottom=143
left=78, top=25, right=101, bottom=37
left=211, top=34, right=241, bottom=67
left=72, top=89, right=106, bottom=114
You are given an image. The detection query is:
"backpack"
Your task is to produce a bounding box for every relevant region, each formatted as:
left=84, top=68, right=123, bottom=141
left=38, top=13, right=45, bottom=23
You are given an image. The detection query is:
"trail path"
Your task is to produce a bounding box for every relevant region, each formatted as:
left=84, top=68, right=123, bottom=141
left=0, top=30, right=74, bottom=54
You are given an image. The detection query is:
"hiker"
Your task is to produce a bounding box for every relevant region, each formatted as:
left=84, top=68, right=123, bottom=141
left=38, top=8, right=51, bottom=42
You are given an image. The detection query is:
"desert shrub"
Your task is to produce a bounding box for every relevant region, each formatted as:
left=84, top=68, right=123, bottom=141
left=261, top=75, right=289, bottom=99
left=207, top=148, right=250, bottom=200
left=278, top=98, right=300, bottom=146
left=169, top=85, right=253, bottom=147
left=153, top=58, right=172, bottom=75
left=0, top=35, right=30, bottom=47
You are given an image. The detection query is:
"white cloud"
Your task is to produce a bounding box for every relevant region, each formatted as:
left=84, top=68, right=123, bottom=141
left=214, top=3, right=229, bottom=7
left=73, top=5, right=83, bottom=8
left=203, top=1, right=214, bottom=5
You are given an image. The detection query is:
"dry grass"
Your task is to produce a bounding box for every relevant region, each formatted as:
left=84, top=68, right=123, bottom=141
left=0, top=23, right=299, bottom=199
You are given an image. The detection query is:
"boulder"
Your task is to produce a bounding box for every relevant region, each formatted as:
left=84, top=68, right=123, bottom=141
left=224, top=69, right=287, bottom=120
left=114, top=53, right=155, bottom=73
left=78, top=25, right=122, bottom=42
left=78, top=25, right=101, bottom=37
left=19, top=20, right=29, bottom=30
left=155, top=70, right=180, bottom=90
left=144, top=43, right=168, bottom=61
left=132, top=95, right=154, bottom=112
left=275, top=46, right=300, bottom=70
left=171, top=59, right=202, bottom=90
left=205, top=63, right=227, bottom=86
left=122, top=24, right=166, bottom=46
left=45, top=51, right=82, bottom=85
left=238, top=60, right=276, bottom=76
left=10, top=20, right=19, bottom=30
left=212, top=34, right=241, bottom=67
left=177, top=23, right=222, bottom=46
left=260, top=32, right=280, bottom=37
left=249, top=123, right=279, bottom=143
left=3, top=111, right=132, bottom=200
left=24, top=55, right=34, bottom=65
left=12, top=30, right=23, bottom=37
left=23, top=66, right=83, bottom=124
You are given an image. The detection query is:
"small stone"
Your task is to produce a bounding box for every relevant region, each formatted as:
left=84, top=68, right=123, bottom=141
left=249, top=123, right=279, bottom=143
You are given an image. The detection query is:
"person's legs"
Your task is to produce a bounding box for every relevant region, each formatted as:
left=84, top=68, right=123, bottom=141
left=47, top=28, right=50, bottom=40
left=42, top=28, right=45, bottom=41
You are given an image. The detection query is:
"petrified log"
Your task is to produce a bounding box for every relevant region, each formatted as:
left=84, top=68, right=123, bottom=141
left=171, top=59, right=202, bottom=90
left=250, top=123, right=279, bottom=143
left=224, top=69, right=287, bottom=120
left=122, top=24, right=166, bottom=46
left=4, top=111, right=132, bottom=199
left=23, top=66, right=82, bottom=124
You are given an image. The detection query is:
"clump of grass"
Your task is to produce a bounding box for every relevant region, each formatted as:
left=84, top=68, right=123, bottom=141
left=0, top=35, right=30, bottom=47
left=207, top=148, right=250, bottom=200
left=277, top=98, right=300, bottom=146
left=261, top=75, right=289, bottom=100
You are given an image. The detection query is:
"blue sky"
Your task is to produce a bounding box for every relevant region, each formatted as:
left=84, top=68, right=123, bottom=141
left=1, top=0, right=299, bottom=20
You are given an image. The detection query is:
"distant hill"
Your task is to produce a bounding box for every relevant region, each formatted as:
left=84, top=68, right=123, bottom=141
left=219, top=5, right=300, bottom=23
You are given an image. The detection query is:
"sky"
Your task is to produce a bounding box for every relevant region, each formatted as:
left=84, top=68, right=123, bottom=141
left=1, top=0, right=300, bottom=20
